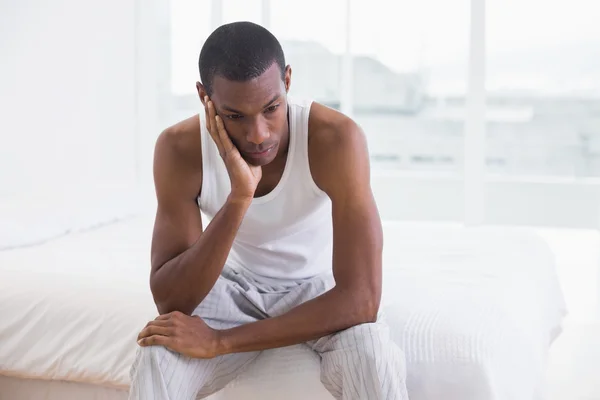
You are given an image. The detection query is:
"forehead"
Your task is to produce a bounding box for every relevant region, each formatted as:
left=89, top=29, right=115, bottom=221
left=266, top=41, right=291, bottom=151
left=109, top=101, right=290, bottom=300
left=211, top=63, right=284, bottom=112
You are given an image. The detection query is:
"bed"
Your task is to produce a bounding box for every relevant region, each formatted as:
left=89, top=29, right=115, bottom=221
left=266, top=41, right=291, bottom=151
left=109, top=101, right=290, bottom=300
left=0, top=212, right=566, bottom=400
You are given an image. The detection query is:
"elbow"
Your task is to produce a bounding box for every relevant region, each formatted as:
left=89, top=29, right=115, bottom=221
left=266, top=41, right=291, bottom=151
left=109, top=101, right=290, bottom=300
left=154, top=301, right=171, bottom=316
left=150, top=278, right=195, bottom=316
left=152, top=291, right=176, bottom=315
left=358, top=296, right=380, bottom=324
left=150, top=278, right=170, bottom=315
left=359, top=274, right=382, bottom=322
left=343, top=288, right=381, bottom=325
left=154, top=298, right=195, bottom=316
left=354, top=280, right=382, bottom=324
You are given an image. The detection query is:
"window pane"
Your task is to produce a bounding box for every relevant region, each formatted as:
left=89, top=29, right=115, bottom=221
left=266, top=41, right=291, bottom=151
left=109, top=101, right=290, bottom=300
left=349, top=0, right=469, bottom=172
left=223, top=0, right=262, bottom=24
left=486, top=0, right=600, bottom=177
left=270, top=0, right=346, bottom=104
left=170, top=0, right=212, bottom=96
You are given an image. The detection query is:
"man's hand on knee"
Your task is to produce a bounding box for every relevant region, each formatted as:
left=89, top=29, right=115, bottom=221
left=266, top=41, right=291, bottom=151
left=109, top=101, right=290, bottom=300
left=137, top=311, right=222, bottom=359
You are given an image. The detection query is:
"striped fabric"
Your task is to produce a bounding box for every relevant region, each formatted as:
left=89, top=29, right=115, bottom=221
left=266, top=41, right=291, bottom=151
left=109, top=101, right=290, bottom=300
left=128, top=266, right=409, bottom=400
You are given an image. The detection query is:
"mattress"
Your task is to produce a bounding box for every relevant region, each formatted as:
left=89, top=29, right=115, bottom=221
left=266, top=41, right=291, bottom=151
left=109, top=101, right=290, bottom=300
left=0, top=375, right=128, bottom=400
left=0, top=214, right=566, bottom=399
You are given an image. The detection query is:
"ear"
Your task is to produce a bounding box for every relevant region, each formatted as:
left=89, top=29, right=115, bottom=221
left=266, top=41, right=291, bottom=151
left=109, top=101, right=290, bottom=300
left=196, top=82, right=208, bottom=105
left=284, top=65, right=292, bottom=93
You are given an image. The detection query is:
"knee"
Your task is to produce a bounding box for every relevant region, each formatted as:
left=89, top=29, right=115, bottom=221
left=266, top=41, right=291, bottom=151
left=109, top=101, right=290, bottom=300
left=130, top=345, right=174, bottom=378
left=138, top=344, right=168, bottom=362
left=342, top=323, right=405, bottom=367
left=344, top=323, right=388, bottom=350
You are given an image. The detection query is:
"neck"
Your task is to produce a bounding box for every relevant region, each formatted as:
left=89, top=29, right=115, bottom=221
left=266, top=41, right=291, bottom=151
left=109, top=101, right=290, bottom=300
left=276, top=105, right=291, bottom=159
left=264, top=110, right=291, bottom=175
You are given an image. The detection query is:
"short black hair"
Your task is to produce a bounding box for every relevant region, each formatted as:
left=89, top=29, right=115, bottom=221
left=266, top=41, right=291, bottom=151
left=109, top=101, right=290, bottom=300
left=198, top=21, right=286, bottom=96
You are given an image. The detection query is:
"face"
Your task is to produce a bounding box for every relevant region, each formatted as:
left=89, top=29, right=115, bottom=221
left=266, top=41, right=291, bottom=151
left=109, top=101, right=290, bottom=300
left=197, top=63, right=292, bottom=166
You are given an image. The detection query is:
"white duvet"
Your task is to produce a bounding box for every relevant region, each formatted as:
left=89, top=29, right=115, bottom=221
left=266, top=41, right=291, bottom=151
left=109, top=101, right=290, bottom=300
left=0, top=215, right=566, bottom=400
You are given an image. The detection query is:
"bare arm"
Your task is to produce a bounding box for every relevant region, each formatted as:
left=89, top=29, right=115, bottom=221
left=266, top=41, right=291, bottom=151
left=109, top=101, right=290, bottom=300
left=149, top=123, right=251, bottom=316
left=149, top=99, right=262, bottom=315
left=216, top=106, right=383, bottom=354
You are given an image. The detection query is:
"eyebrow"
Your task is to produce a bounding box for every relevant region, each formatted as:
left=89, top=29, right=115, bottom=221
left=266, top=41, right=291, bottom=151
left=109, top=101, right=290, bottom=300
left=221, top=94, right=281, bottom=114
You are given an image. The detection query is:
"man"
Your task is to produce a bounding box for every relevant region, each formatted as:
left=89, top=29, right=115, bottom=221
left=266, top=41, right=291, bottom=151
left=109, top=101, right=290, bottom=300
left=129, top=21, right=409, bottom=400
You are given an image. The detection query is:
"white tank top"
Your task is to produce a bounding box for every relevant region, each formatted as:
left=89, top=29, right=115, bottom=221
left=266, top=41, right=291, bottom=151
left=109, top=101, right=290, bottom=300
left=197, top=98, right=333, bottom=282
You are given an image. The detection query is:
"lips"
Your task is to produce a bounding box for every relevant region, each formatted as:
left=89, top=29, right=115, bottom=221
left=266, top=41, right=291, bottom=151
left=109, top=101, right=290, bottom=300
left=246, top=145, right=275, bottom=158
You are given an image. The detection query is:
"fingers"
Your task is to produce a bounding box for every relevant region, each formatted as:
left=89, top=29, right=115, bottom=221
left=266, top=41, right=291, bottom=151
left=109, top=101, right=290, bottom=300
left=204, top=97, right=224, bottom=156
left=215, top=115, right=235, bottom=154
left=204, top=96, right=215, bottom=134
left=203, top=96, right=210, bottom=131
left=155, top=313, right=172, bottom=321
left=150, top=319, right=171, bottom=326
left=138, top=335, right=170, bottom=347
left=144, top=320, right=171, bottom=330
left=154, top=310, right=194, bottom=320
left=137, top=324, right=173, bottom=341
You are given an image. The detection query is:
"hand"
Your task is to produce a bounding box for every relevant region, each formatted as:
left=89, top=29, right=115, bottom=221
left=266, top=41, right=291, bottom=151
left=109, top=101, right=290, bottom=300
left=204, top=96, right=262, bottom=201
left=137, top=311, right=221, bottom=359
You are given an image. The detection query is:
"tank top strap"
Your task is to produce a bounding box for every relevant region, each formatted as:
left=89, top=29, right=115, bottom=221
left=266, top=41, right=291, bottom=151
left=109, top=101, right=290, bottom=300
left=288, top=98, right=323, bottom=197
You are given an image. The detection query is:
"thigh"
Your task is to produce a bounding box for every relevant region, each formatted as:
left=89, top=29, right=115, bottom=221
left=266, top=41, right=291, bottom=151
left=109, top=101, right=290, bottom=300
left=308, top=313, right=409, bottom=399
left=130, top=343, right=260, bottom=400
left=308, top=310, right=396, bottom=355
left=193, top=267, right=266, bottom=329
left=263, top=272, right=335, bottom=317
left=130, top=268, right=267, bottom=400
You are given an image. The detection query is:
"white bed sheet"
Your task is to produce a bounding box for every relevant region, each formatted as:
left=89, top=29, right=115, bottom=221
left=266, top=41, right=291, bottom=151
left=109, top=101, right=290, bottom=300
left=380, top=222, right=567, bottom=400
left=0, top=215, right=566, bottom=400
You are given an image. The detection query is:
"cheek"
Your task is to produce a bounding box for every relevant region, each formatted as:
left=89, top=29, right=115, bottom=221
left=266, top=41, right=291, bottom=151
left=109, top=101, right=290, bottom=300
left=265, top=119, right=284, bottom=141
left=267, top=116, right=283, bottom=129
left=222, top=119, right=242, bottom=135
left=221, top=121, right=244, bottom=143
left=270, top=109, right=288, bottom=131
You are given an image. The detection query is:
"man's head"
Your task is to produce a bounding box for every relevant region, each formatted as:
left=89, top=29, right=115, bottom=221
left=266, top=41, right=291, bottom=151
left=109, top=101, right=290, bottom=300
left=197, top=21, right=292, bottom=166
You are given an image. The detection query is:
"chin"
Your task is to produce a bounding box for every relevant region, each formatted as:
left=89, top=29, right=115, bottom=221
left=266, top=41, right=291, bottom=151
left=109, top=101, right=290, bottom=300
left=242, top=143, right=280, bottom=167
left=245, top=155, right=276, bottom=167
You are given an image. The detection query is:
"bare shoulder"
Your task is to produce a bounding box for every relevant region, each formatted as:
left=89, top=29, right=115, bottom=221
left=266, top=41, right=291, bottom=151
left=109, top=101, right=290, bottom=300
left=307, top=102, right=370, bottom=194
left=307, top=102, right=365, bottom=152
left=156, top=114, right=203, bottom=167
left=154, top=114, right=203, bottom=200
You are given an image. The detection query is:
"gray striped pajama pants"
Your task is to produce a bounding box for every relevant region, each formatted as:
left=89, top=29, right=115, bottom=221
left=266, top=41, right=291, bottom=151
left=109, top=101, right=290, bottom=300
left=129, top=266, right=409, bottom=400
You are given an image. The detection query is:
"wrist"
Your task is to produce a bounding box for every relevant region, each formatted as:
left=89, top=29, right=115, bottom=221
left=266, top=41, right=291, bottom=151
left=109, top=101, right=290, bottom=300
left=215, top=329, right=234, bottom=356
left=227, top=193, right=253, bottom=208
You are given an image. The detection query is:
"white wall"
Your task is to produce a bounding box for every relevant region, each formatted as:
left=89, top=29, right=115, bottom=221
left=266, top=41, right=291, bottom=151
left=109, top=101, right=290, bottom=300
left=0, top=0, right=137, bottom=200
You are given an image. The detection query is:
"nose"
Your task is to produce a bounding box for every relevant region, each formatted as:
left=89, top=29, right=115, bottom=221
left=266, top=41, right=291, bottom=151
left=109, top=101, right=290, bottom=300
left=246, top=116, right=270, bottom=145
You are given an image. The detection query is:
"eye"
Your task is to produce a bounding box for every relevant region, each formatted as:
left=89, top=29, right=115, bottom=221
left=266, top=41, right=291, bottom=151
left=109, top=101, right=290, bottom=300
left=227, top=114, right=243, bottom=120
left=265, top=104, right=279, bottom=113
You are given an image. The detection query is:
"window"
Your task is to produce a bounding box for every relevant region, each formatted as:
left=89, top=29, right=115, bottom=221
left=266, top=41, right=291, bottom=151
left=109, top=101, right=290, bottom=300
left=486, top=0, right=600, bottom=177
left=169, top=0, right=212, bottom=125
left=168, top=0, right=347, bottom=128
left=167, top=0, right=600, bottom=227
left=348, top=0, right=469, bottom=173
left=223, top=0, right=263, bottom=24
left=269, top=0, right=346, bottom=106
left=169, top=0, right=470, bottom=174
